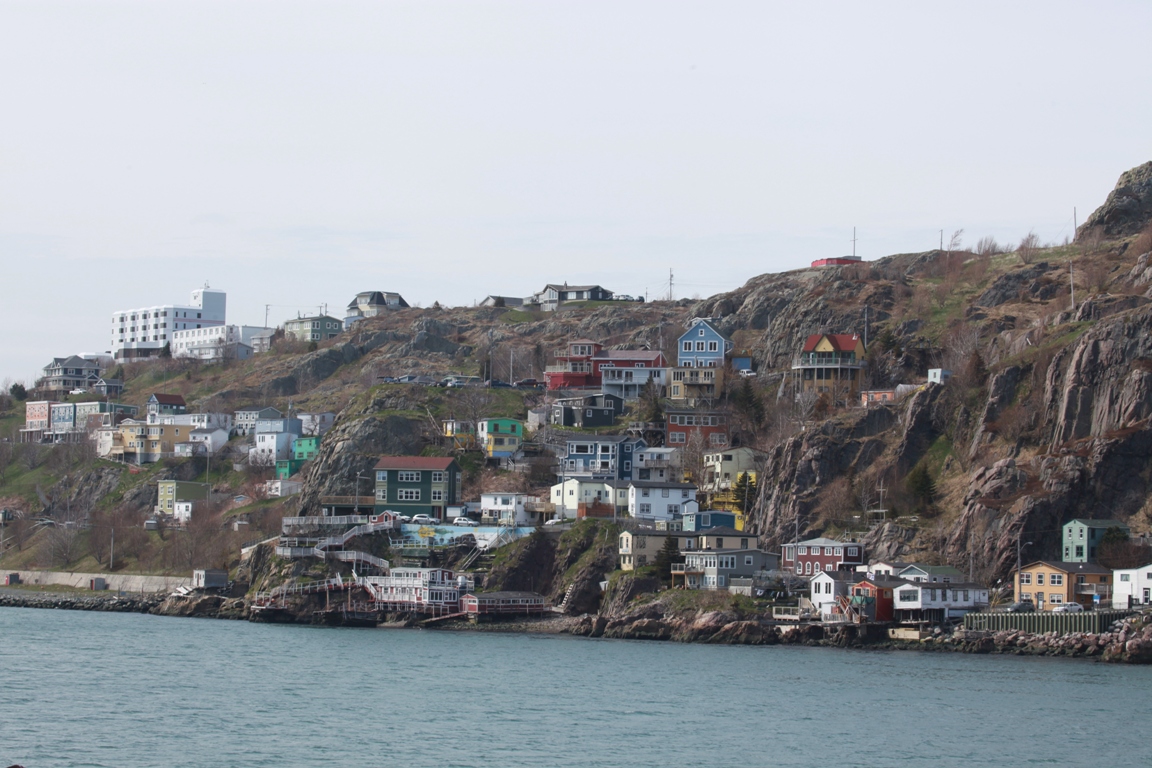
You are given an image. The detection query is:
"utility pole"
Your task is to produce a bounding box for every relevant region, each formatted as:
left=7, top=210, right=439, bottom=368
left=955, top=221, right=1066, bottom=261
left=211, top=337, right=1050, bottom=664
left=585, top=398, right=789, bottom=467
left=851, top=227, right=858, bottom=258
left=940, top=230, right=944, bottom=251
left=109, top=525, right=115, bottom=573
left=265, top=304, right=270, bottom=328
left=668, top=269, right=674, bottom=302
left=1015, top=536, right=1032, bottom=601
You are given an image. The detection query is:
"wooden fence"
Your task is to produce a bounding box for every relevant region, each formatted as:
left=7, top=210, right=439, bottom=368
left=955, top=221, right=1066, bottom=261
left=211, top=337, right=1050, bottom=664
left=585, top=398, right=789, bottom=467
left=962, top=610, right=1131, bottom=634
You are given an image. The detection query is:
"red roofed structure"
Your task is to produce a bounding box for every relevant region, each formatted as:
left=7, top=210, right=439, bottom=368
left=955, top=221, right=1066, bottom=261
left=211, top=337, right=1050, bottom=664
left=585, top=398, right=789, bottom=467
left=792, top=333, right=866, bottom=401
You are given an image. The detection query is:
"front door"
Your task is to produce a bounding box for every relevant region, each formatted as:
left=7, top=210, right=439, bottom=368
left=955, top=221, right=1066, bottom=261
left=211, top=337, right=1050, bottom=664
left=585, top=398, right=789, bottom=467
left=1143, top=588, right=1150, bottom=603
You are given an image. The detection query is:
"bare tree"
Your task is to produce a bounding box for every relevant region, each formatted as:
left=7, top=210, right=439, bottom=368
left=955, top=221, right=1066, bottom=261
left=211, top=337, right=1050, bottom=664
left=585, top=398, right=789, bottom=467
left=0, top=441, right=13, bottom=482
left=44, top=514, right=85, bottom=567
left=1016, top=230, right=1040, bottom=265
left=975, top=235, right=1001, bottom=257
left=681, top=431, right=707, bottom=485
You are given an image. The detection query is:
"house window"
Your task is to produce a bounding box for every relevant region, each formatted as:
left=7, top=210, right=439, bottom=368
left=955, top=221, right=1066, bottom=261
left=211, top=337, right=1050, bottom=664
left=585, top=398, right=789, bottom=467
left=682, top=341, right=692, bottom=352
left=696, top=341, right=705, bottom=351
left=1050, top=573, right=1063, bottom=586
left=745, top=556, right=753, bottom=566
left=825, top=564, right=833, bottom=571
left=1036, top=573, right=1045, bottom=586
left=708, top=341, right=718, bottom=352
left=1049, top=593, right=1063, bottom=604
left=1121, top=574, right=1131, bottom=582
left=1020, top=573, right=1032, bottom=585
left=639, top=504, right=651, bottom=514
left=431, top=490, right=444, bottom=501
left=834, top=547, right=842, bottom=555
left=398, top=471, right=421, bottom=482
left=397, top=489, right=420, bottom=501
left=847, top=547, right=858, bottom=557
left=798, top=546, right=807, bottom=555
left=375, top=489, right=387, bottom=501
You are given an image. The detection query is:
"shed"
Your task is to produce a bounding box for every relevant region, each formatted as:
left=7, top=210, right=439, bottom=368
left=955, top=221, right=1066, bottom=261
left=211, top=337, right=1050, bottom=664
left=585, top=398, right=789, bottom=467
left=193, top=569, right=229, bottom=589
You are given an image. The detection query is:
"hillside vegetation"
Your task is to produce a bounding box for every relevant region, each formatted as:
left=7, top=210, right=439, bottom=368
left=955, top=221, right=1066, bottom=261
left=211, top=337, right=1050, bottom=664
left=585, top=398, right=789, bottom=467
left=4, top=160, right=1152, bottom=584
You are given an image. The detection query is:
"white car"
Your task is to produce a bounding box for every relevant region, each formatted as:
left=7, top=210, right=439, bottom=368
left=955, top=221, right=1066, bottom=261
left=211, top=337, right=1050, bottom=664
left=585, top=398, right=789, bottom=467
left=1052, top=602, right=1084, bottom=613
left=451, top=517, right=477, bottom=527
left=544, top=519, right=566, bottom=526
left=410, top=514, right=435, bottom=525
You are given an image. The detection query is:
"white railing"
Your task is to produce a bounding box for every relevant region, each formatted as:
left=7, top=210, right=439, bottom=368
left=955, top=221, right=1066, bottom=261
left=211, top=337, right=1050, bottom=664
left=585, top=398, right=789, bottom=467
left=282, top=515, right=371, bottom=528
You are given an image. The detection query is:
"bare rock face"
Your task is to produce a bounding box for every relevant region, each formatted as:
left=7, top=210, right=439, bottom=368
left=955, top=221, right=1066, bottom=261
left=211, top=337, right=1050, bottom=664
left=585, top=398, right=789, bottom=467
left=975, top=263, right=1054, bottom=308
left=1079, top=161, right=1152, bottom=238
left=1043, top=305, right=1152, bottom=446
left=295, top=412, right=423, bottom=515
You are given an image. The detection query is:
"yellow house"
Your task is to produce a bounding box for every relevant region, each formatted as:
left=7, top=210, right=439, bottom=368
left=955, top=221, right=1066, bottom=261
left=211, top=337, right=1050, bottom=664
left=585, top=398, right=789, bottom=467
left=1013, top=560, right=1113, bottom=610
left=792, top=333, right=866, bottom=396
left=442, top=419, right=477, bottom=450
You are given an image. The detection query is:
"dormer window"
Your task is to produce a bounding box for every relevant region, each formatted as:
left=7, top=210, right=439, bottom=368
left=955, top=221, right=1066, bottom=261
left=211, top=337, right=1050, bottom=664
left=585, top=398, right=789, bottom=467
left=698, top=329, right=705, bottom=336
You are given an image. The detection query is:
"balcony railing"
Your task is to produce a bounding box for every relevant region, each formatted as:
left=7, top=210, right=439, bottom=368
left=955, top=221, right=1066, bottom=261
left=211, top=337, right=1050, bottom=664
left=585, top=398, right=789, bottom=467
left=792, top=355, right=863, bottom=369
left=319, top=496, right=377, bottom=507
left=1074, top=583, right=1113, bottom=596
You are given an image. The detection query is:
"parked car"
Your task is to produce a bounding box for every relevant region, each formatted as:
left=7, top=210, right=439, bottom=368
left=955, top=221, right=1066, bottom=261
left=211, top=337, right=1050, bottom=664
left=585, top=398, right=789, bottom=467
left=451, top=517, right=477, bottom=527
left=484, top=379, right=512, bottom=389
left=398, top=515, right=412, bottom=523
left=513, top=378, right=540, bottom=388
left=738, top=369, right=757, bottom=378
left=410, top=514, right=435, bottom=525
left=1003, top=600, right=1035, bottom=613
left=1052, top=602, right=1084, bottom=613
left=544, top=518, right=565, bottom=526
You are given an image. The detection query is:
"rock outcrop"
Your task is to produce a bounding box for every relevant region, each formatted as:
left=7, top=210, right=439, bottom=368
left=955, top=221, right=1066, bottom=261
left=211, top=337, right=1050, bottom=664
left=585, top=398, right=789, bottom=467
left=1079, top=160, right=1152, bottom=238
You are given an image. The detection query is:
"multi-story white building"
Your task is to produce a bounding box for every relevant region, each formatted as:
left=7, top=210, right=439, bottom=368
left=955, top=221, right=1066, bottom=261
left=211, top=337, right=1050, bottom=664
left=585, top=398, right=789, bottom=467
left=171, top=324, right=271, bottom=362
left=110, top=287, right=227, bottom=360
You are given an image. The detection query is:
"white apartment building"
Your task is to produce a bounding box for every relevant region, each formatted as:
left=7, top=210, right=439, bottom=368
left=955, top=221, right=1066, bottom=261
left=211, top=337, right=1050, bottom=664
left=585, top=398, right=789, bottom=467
left=172, top=324, right=271, bottom=362
left=110, top=287, right=227, bottom=360
left=627, top=481, right=699, bottom=522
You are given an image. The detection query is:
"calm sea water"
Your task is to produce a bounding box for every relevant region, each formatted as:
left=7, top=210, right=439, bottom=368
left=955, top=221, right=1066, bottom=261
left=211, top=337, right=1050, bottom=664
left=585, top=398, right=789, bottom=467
left=1, top=607, right=1149, bottom=768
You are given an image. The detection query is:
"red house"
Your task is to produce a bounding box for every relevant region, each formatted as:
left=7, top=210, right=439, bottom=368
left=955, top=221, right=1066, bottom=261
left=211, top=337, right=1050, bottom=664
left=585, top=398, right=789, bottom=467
left=850, top=577, right=901, bottom=622
left=665, top=409, right=729, bottom=449
left=782, top=537, right=865, bottom=576
left=545, top=340, right=669, bottom=392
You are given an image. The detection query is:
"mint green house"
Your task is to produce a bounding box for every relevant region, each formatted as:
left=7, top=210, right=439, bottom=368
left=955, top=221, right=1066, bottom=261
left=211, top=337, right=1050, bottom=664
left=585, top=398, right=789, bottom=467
left=1062, top=519, right=1129, bottom=563
left=477, top=418, right=523, bottom=459
left=293, top=435, right=320, bottom=461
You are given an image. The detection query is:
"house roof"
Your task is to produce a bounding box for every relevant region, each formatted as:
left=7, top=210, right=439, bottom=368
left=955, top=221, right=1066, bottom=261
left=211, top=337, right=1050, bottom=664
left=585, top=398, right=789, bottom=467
left=149, top=394, right=187, bottom=406
left=792, top=537, right=857, bottom=547
left=627, top=528, right=696, bottom=537
left=685, top=317, right=732, bottom=342
left=236, top=406, right=282, bottom=416
left=629, top=481, right=697, bottom=490
left=1065, top=519, right=1128, bottom=529
left=698, top=526, right=748, bottom=538
left=545, top=284, right=604, bottom=293
left=899, top=563, right=964, bottom=576
left=47, top=355, right=99, bottom=370
left=1018, top=561, right=1113, bottom=575
left=802, top=333, right=862, bottom=353
left=855, top=576, right=915, bottom=588
left=686, top=547, right=771, bottom=556
left=374, top=456, right=458, bottom=470
left=595, top=349, right=664, bottom=361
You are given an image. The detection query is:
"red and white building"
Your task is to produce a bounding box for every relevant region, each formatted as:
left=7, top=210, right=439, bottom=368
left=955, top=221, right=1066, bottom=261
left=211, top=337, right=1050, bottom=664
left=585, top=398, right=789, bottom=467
left=782, top=537, right=865, bottom=576
left=462, top=591, right=549, bottom=616
left=359, top=568, right=462, bottom=613
left=544, top=340, right=668, bottom=393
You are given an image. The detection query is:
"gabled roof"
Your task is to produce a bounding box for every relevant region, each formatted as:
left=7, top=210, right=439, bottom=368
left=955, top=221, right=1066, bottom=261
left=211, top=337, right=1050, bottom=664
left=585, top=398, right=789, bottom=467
left=47, top=355, right=99, bottom=370
left=682, top=317, right=731, bottom=342
left=374, top=456, right=458, bottom=470
left=236, top=406, right=282, bottom=416
left=802, top=333, right=862, bottom=353
left=544, top=284, right=605, bottom=293
left=900, top=564, right=964, bottom=576
left=149, top=393, right=186, bottom=406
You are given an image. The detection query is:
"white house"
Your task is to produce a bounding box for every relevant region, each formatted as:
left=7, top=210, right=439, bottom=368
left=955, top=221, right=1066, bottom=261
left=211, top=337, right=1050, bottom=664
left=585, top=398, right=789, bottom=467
left=550, top=479, right=628, bottom=518
left=898, top=564, right=965, bottom=583
left=110, top=286, right=227, bottom=361
left=171, top=324, right=271, bottom=362
left=250, top=431, right=295, bottom=465
left=149, top=412, right=234, bottom=433
left=299, top=412, right=336, bottom=436
left=627, top=481, right=698, bottom=522
left=479, top=493, right=539, bottom=526
left=809, top=571, right=855, bottom=616
left=633, top=447, right=681, bottom=482
left=892, top=580, right=989, bottom=621
left=189, top=427, right=229, bottom=453
left=1113, top=564, right=1152, bottom=609
left=265, top=479, right=303, bottom=498
left=234, top=407, right=281, bottom=436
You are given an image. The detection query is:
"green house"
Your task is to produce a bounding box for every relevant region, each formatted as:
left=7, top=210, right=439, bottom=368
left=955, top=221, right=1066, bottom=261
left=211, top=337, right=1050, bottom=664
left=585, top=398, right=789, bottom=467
left=293, top=435, right=320, bottom=461
left=1062, top=519, right=1130, bottom=563
left=477, top=418, right=523, bottom=458
left=374, top=456, right=462, bottom=520
left=276, top=459, right=306, bottom=479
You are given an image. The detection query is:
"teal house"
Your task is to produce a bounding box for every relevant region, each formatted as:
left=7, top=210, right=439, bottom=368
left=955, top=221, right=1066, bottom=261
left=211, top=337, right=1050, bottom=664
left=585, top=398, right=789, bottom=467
left=1062, top=519, right=1130, bottom=563
left=477, top=418, right=523, bottom=459
left=294, top=435, right=320, bottom=461
left=374, top=456, right=462, bottom=520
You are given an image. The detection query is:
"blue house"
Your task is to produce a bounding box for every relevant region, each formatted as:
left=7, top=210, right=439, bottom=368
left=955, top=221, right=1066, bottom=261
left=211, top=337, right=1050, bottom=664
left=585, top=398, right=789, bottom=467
left=682, top=510, right=737, bottom=532
left=557, top=434, right=646, bottom=482
left=670, top=318, right=734, bottom=404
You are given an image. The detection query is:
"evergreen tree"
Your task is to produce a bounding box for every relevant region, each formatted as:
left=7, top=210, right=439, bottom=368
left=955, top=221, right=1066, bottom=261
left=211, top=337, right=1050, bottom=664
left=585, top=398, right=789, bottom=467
left=653, top=534, right=684, bottom=584
left=159, top=342, right=171, bottom=359
left=906, top=466, right=936, bottom=509
left=732, top=472, right=757, bottom=513
left=9, top=382, right=27, bottom=401
left=733, top=377, right=765, bottom=427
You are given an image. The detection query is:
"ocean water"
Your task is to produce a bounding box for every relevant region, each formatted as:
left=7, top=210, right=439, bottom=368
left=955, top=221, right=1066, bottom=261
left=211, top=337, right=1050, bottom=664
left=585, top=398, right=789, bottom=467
left=1, top=607, right=1148, bottom=768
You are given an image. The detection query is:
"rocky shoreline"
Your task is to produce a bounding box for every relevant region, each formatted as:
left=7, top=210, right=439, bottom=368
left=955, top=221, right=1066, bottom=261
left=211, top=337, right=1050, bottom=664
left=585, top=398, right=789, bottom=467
left=5, top=590, right=1151, bottom=663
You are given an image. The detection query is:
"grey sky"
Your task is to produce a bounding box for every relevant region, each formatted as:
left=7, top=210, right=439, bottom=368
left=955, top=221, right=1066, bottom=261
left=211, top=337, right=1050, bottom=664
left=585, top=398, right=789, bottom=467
left=2, top=1, right=1150, bottom=383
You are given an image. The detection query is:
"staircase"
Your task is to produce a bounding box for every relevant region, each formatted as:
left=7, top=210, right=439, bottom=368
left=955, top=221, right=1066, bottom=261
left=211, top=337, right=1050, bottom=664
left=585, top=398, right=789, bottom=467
left=554, top=583, right=577, bottom=614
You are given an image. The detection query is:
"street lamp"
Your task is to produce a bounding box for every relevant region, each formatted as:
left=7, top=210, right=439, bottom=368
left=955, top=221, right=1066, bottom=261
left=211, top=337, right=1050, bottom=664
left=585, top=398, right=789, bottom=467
left=1016, top=537, right=1033, bottom=602
left=355, top=471, right=364, bottom=515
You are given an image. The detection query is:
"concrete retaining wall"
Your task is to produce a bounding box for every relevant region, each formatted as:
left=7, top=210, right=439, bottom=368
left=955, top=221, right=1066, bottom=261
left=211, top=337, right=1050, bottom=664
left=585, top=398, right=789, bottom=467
left=12, top=570, right=191, bottom=593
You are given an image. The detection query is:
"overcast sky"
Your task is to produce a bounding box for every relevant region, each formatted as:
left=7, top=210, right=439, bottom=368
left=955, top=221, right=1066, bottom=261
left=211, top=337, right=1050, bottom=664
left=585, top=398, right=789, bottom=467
left=2, top=1, right=1150, bottom=383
